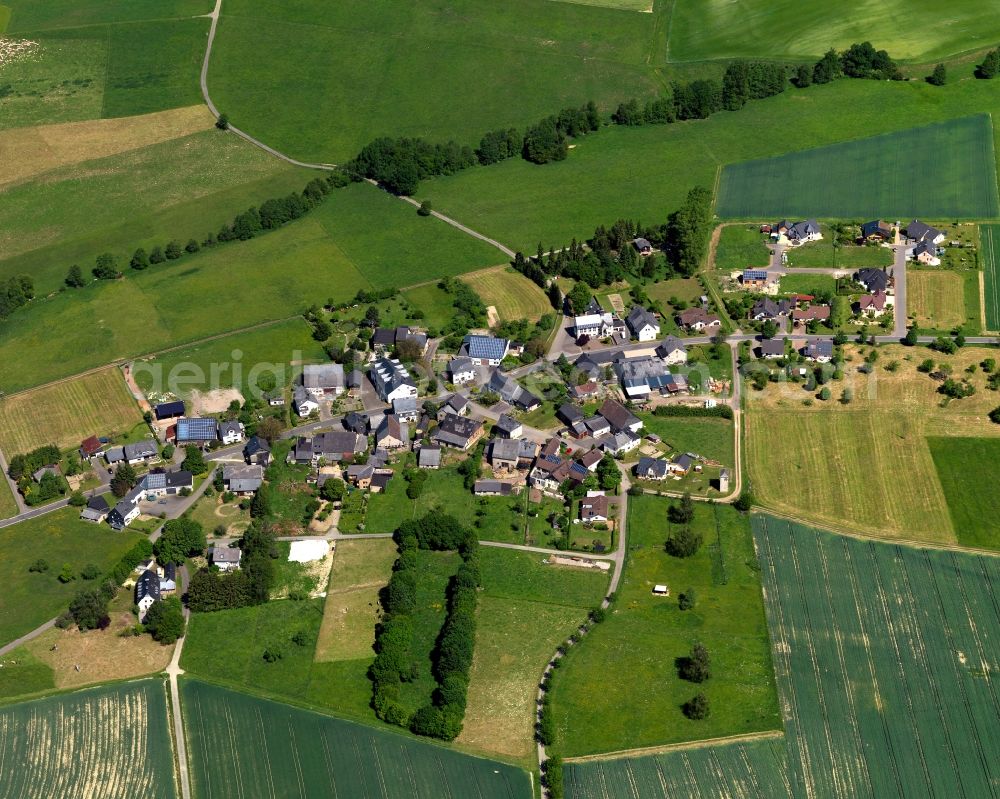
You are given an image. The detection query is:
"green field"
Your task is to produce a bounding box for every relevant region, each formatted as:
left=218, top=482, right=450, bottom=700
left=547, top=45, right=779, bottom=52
left=565, top=736, right=792, bottom=799
left=461, top=267, right=552, bottom=323
left=181, top=679, right=532, bottom=799
left=207, top=0, right=663, bottom=162
left=2, top=0, right=211, bottom=127
left=753, top=514, right=1000, bottom=798
left=424, top=78, right=1000, bottom=252
left=928, top=437, right=1000, bottom=550
left=712, top=225, right=771, bottom=272
left=0, top=679, right=177, bottom=798
left=0, top=182, right=499, bottom=392
left=132, top=318, right=327, bottom=401
left=717, top=115, right=999, bottom=219
left=982, top=223, right=1000, bottom=331
left=0, top=479, right=17, bottom=520
left=637, top=413, right=734, bottom=465
left=907, top=269, right=978, bottom=333
left=666, top=0, right=1000, bottom=63
left=778, top=273, right=837, bottom=296
left=783, top=237, right=893, bottom=270
left=549, top=499, right=779, bottom=757
left=0, top=508, right=146, bottom=649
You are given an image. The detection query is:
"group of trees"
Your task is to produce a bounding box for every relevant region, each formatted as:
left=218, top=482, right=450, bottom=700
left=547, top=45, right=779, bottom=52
left=438, top=277, right=488, bottom=349
left=678, top=642, right=711, bottom=719
left=667, top=186, right=714, bottom=278
left=978, top=47, right=1000, bottom=79
left=7, top=444, right=60, bottom=481
left=153, top=518, right=207, bottom=565
left=187, top=522, right=277, bottom=612
left=371, top=514, right=479, bottom=741
left=665, top=493, right=702, bottom=558
left=143, top=597, right=186, bottom=644
left=347, top=137, right=477, bottom=195
left=801, top=42, right=902, bottom=86
left=523, top=102, right=601, bottom=164
left=64, top=173, right=350, bottom=291
left=7, top=444, right=69, bottom=505
left=58, top=539, right=154, bottom=632
left=0, top=275, right=34, bottom=321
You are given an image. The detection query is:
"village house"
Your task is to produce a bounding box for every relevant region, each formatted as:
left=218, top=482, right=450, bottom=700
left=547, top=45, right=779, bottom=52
left=79, top=435, right=103, bottom=461
left=750, top=298, right=790, bottom=321
left=432, top=415, right=484, bottom=450
left=758, top=338, right=787, bottom=359
left=860, top=219, right=894, bottom=243
left=375, top=414, right=409, bottom=450
left=437, top=393, right=470, bottom=420
left=291, top=431, right=367, bottom=465
left=856, top=268, right=891, bottom=294
left=741, top=269, right=773, bottom=290
left=108, top=486, right=144, bottom=530
left=676, top=307, right=722, bottom=332
left=855, top=291, right=889, bottom=317
left=417, top=445, right=442, bottom=469
left=391, top=396, right=420, bottom=424
left=293, top=385, right=320, bottom=417
left=159, top=563, right=177, bottom=593
left=802, top=338, right=834, bottom=363
left=265, top=391, right=285, bottom=407
left=655, top=337, right=688, bottom=366
left=175, top=418, right=219, bottom=446
left=557, top=403, right=584, bottom=427
left=302, top=363, right=346, bottom=397
left=580, top=493, right=610, bottom=524
left=908, top=240, right=941, bottom=266
left=461, top=334, right=510, bottom=366
left=633, top=237, right=652, bottom=256
left=346, top=463, right=374, bottom=489
left=791, top=305, right=831, bottom=326
left=371, top=326, right=428, bottom=356
left=218, top=420, right=244, bottom=445
left=474, top=479, right=515, bottom=497
left=243, top=435, right=272, bottom=466
left=369, top=358, right=418, bottom=403
left=614, top=355, right=687, bottom=399
left=493, top=413, right=523, bottom=439
left=571, top=381, right=602, bottom=401
left=105, top=439, right=159, bottom=466
left=448, top=356, right=477, bottom=385
left=79, top=494, right=110, bottom=523
left=571, top=311, right=626, bottom=340
left=488, top=370, right=541, bottom=411
left=625, top=306, right=660, bottom=342
left=211, top=545, right=242, bottom=572
left=635, top=456, right=670, bottom=480
left=343, top=411, right=370, bottom=435
left=598, top=429, right=641, bottom=456
left=135, top=569, right=160, bottom=622
left=142, top=469, right=193, bottom=498
left=347, top=370, right=364, bottom=397
left=599, top=399, right=643, bottom=434
left=905, top=219, right=945, bottom=246
left=223, top=463, right=264, bottom=495
left=776, top=219, right=822, bottom=245
left=578, top=449, right=603, bottom=472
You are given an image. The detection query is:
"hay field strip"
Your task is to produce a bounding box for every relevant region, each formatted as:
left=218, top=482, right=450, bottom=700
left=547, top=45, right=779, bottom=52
left=0, top=366, right=143, bottom=455
left=0, top=679, right=177, bottom=799
left=461, top=266, right=552, bottom=323
left=906, top=269, right=967, bottom=331
left=753, top=515, right=1000, bottom=798
left=982, top=223, right=1000, bottom=331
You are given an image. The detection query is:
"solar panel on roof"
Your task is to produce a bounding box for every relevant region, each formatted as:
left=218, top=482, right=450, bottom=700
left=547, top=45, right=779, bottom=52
left=177, top=418, right=218, bottom=440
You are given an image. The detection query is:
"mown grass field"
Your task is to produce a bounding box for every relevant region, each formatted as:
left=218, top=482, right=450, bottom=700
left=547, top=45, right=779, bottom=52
left=712, top=225, right=770, bottom=272
left=782, top=237, right=893, bottom=270
left=0, top=508, right=146, bottom=649
left=424, top=78, right=1000, bottom=252
left=208, top=0, right=664, bottom=162
left=0, top=182, right=499, bottom=393
left=907, top=269, right=970, bottom=332
left=0, top=367, right=142, bottom=455
left=132, top=318, right=327, bottom=402
left=565, top=736, right=792, bottom=799
left=0, top=679, right=177, bottom=798
left=981, top=223, right=1000, bottom=330
left=753, top=514, right=1000, bottom=798
left=717, top=116, right=999, bottom=220
left=928, top=437, right=1000, bottom=550
left=667, top=0, right=1000, bottom=63
left=0, top=479, right=18, bottom=520
left=459, top=547, right=608, bottom=763
left=549, top=499, right=779, bottom=757
left=637, top=413, right=734, bottom=465
left=0, top=128, right=306, bottom=292
left=181, top=678, right=532, bottom=799
left=744, top=344, right=1000, bottom=543
left=461, top=267, right=551, bottom=323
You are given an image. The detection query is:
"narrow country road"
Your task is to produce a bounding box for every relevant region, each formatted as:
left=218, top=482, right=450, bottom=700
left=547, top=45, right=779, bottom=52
left=167, top=564, right=193, bottom=799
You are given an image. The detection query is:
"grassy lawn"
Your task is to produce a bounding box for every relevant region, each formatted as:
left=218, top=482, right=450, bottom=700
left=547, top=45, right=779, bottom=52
left=718, top=116, right=999, bottom=220
left=0, top=508, right=146, bottom=649
left=0, top=182, right=499, bottom=393
left=424, top=77, right=1000, bottom=253
left=908, top=269, right=976, bottom=332
left=778, top=273, right=837, bottom=296
left=549, top=499, right=779, bottom=756
left=637, top=412, right=734, bottom=464
left=783, top=239, right=893, bottom=270
left=0, top=481, right=18, bottom=520
left=187, top=492, right=250, bottom=539
left=461, top=266, right=551, bottom=323
left=744, top=344, right=1000, bottom=543
left=0, top=367, right=143, bottom=456
left=460, top=548, right=608, bottom=764
left=928, top=437, right=1000, bottom=550
left=132, top=318, right=326, bottom=401
left=644, top=276, right=704, bottom=306
left=398, top=283, right=459, bottom=332
left=713, top=225, right=770, bottom=272
left=264, top=440, right=315, bottom=534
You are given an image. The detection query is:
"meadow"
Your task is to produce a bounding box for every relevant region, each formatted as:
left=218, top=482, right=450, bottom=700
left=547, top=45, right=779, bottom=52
left=753, top=514, right=1000, bottom=798
left=981, top=223, right=1000, bottom=330
left=744, top=344, right=1000, bottom=543
left=666, top=0, right=1000, bottom=63
left=0, top=182, right=499, bottom=393
left=459, top=547, right=608, bottom=763
left=461, top=266, right=551, bottom=323
left=716, top=115, right=999, bottom=220
left=637, top=412, right=734, bottom=464
left=181, top=679, right=533, bottom=799
left=207, top=0, right=664, bottom=162
left=424, top=77, right=1000, bottom=253
left=0, top=367, right=142, bottom=455
left=564, top=736, right=792, bottom=799
left=0, top=508, right=146, bottom=649
left=907, top=269, right=975, bottom=332
left=782, top=236, right=893, bottom=270
left=0, top=481, right=17, bottom=520
left=0, top=680, right=177, bottom=799
left=712, top=225, right=770, bottom=273
left=549, top=499, right=780, bottom=757
left=928, top=437, right=1000, bottom=550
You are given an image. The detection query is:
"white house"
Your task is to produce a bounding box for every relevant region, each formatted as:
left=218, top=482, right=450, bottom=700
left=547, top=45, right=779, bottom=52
left=135, top=569, right=160, bottom=622
left=218, top=420, right=244, bottom=445
left=369, top=358, right=418, bottom=403
left=448, top=356, right=477, bottom=385
left=626, top=306, right=660, bottom=342
left=462, top=335, right=510, bottom=366
left=656, top=337, right=688, bottom=366
left=303, top=363, right=346, bottom=397
left=293, top=385, right=319, bottom=416
left=572, top=313, right=626, bottom=340
left=211, top=545, right=242, bottom=572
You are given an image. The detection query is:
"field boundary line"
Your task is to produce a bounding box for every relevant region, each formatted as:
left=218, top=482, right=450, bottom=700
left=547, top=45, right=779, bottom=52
left=562, top=729, right=785, bottom=763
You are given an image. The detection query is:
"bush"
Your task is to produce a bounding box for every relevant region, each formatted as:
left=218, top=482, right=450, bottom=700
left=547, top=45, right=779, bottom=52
left=678, top=588, right=696, bottom=610
left=144, top=597, right=186, bottom=644
left=665, top=526, right=702, bottom=558
left=683, top=693, right=710, bottom=720
left=262, top=645, right=285, bottom=662
left=80, top=563, right=101, bottom=580
left=679, top=642, right=711, bottom=683
left=58, top=563, right=76, bottom=583
left=28, top=559, right=49, bottom=573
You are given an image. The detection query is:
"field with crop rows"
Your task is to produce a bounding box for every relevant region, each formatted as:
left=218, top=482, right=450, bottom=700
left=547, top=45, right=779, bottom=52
left=461, top=267, right=551, bottom=323
left=0, top=367, right=143, bottom=455
left=181, top=679, right=532, bottom=799
left=0, top=679, right=176, bottom=799
left=717, top=115, right=999, bottom=220
left=928, top=437, right=1000, bottom=550
left=565, top=736, right=792, bottom=799
left=753, top=514, right=1000, bottom=798
left=982, top=223, right=1000, bottom=331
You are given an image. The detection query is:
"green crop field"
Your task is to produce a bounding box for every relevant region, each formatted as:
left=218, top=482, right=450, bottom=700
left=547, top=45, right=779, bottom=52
left=181, top=679, right=532, bottom=799
left=753, top=514, right=1000, bottom=798
left=928, top=437, right=1000, bottom=550
left=0, top=679, right=177, bottom=798
left=461, top=267, right=552, bottom=323
left=132, top=318, right=327, bottom=401
left=565, top=736, right=792, bottom=798
left=0, top=182, right=499, bottom=393
left=549, top=499, right=779, bottom=757
left=424, top=78, right=1000, bottom=253
left=666, top=0, right=1000, bottom=63
left=716, top=115, right=999, bottom=220
left=0, top=367, right=143, bottom=455
left=0, top=509, right=146, bottom=649
left=982, top=223, right=1000, bottom=330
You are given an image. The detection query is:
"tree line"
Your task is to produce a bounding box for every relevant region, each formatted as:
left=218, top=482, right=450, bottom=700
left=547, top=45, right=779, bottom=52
left=371, top=513, right=479, bottom=741
left=0, top=275, right=34, bottom=322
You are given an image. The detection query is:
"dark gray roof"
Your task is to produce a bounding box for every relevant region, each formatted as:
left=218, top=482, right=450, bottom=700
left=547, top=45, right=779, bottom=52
left=244, top=435, right=270, bottom=457
left=135, top=569, right=161, bottom=602
left=626, top=306, right=659, bottom=334
left=86, top=495, right=110, bottom=512
left=474, top=479, right=513, bottom=496
left=154, top=400, right=185, bottom=420
left=760, top=338, right=787, bottom=356
left=418, top=446, right=441, bottom=467
left=123, top=439, right=158, bottom=461
left=143, top=470, right=193, bottom=491
left=494, top=414, right=521, bottom=435
left=906, top=219, right=943, bottom=242
left=856, top=268, right=889, bottom=292
left=636, top=457, right=669, bottom=479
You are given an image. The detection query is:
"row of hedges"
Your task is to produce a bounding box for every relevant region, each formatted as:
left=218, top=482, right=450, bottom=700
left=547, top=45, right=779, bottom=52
left=652, top=404, right=733, bottom=420
left=371, top=514, right=479, bottom=741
